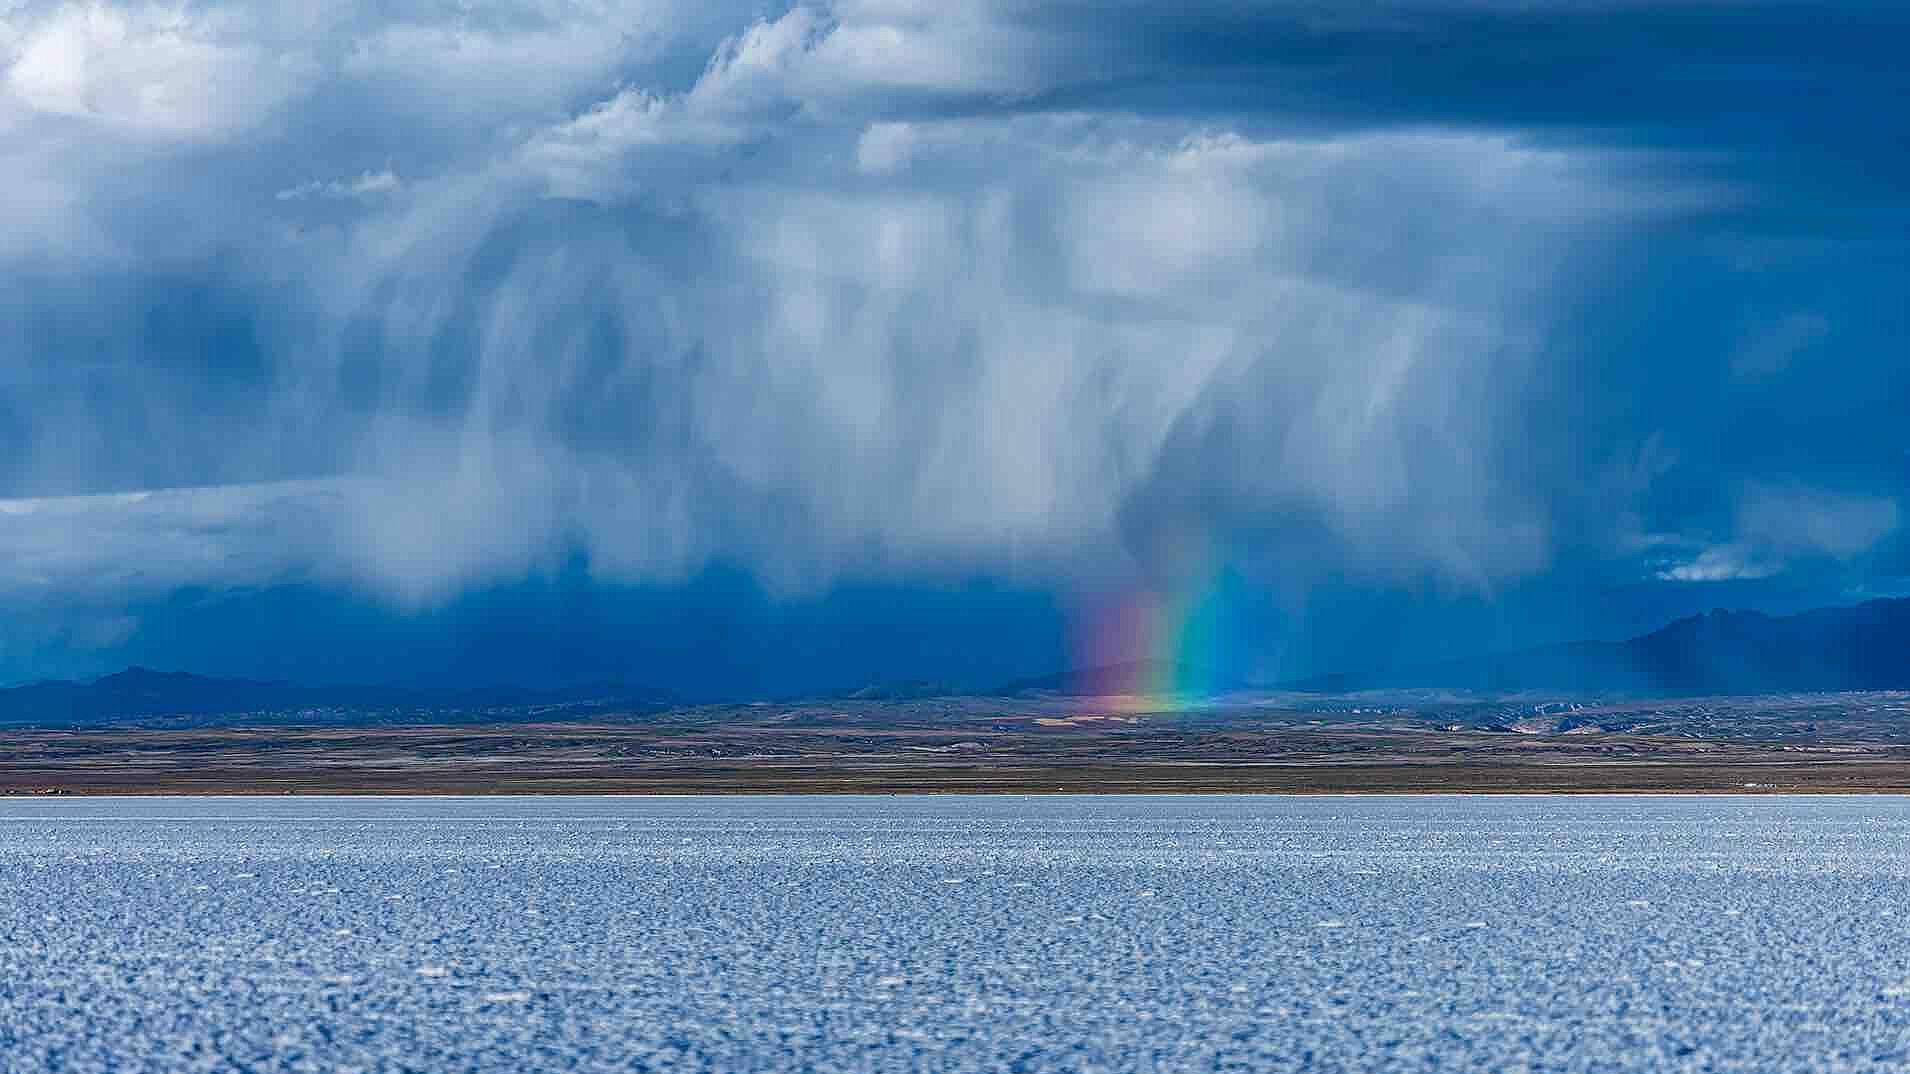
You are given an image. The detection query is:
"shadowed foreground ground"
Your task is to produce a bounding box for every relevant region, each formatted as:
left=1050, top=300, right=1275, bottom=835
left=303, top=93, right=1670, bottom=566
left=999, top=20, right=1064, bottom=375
left=11, top=723, right=1910, bottom=793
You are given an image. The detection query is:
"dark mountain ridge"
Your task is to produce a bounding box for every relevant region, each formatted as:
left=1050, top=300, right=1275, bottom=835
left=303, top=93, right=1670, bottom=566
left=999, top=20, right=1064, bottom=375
left=10, top=597, right=1909, bottom=726
left=1291, top=598, right=1910, bottom=695
left=0, top=667, right=674, bottom=728
left=993, top=660, right=1246, bottom=697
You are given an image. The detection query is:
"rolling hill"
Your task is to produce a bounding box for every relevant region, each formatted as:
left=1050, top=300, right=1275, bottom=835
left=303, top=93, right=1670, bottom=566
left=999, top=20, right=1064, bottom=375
left=1291, top=598, right=1910, bottom=695
left=0, top=667, right=673, bottom=728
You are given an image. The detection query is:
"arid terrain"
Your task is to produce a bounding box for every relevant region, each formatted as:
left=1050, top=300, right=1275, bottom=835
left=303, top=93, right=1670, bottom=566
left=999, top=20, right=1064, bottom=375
left=11, top=690, right=1910, bottom=794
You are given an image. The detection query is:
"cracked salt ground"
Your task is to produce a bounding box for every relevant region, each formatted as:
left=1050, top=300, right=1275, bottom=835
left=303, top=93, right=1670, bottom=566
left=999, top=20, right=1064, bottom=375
left=8, top=797, right=1910, bottom=1071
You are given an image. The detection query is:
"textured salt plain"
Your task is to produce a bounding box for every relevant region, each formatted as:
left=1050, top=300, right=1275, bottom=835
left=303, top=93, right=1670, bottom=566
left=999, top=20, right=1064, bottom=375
left=8, top=797, right=1910, bottom=1072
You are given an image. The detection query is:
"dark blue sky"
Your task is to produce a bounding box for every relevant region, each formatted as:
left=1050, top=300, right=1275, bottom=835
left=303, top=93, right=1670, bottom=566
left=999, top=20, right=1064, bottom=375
left=0, top=1, right=1905, bottom=693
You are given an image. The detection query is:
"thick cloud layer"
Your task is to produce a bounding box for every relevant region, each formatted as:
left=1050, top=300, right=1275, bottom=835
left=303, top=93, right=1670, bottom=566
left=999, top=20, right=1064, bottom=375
left=1, top=1, right=1905, bottom=686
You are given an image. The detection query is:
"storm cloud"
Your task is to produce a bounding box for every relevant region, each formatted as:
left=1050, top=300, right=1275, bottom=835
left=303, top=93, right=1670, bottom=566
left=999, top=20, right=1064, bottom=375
left=1, top=1, right=1905, bottom=687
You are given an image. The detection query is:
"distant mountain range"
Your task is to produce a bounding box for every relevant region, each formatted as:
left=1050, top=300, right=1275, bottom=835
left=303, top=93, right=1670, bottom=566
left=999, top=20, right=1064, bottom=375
left=7, top=597, right=1908, bottom=726
left=0, top=667, right=674, bottom=728
left=1290, top=598, right=1910, bottom=695
left=992, top=661, right=1252, bottom=697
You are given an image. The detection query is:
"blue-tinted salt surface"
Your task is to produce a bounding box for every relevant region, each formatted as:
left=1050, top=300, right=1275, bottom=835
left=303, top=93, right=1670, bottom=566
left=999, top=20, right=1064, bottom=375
left=8, top=796, right=1910, bottom=1072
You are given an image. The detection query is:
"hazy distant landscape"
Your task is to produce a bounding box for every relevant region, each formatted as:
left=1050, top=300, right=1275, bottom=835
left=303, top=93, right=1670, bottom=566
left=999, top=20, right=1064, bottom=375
left=6, top=599, right=1910, bottom=795
left=11, top=598, right=1910, bottom=726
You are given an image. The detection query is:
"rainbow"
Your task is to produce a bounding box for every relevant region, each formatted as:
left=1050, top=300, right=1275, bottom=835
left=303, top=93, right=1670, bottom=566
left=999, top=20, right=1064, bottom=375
left=1069, top=570, right=1240, bottom=713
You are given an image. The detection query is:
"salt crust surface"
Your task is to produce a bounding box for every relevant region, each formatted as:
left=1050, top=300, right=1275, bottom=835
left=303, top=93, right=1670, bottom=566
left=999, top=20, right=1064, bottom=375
left=5, top=794, right=1910, bottom=1072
